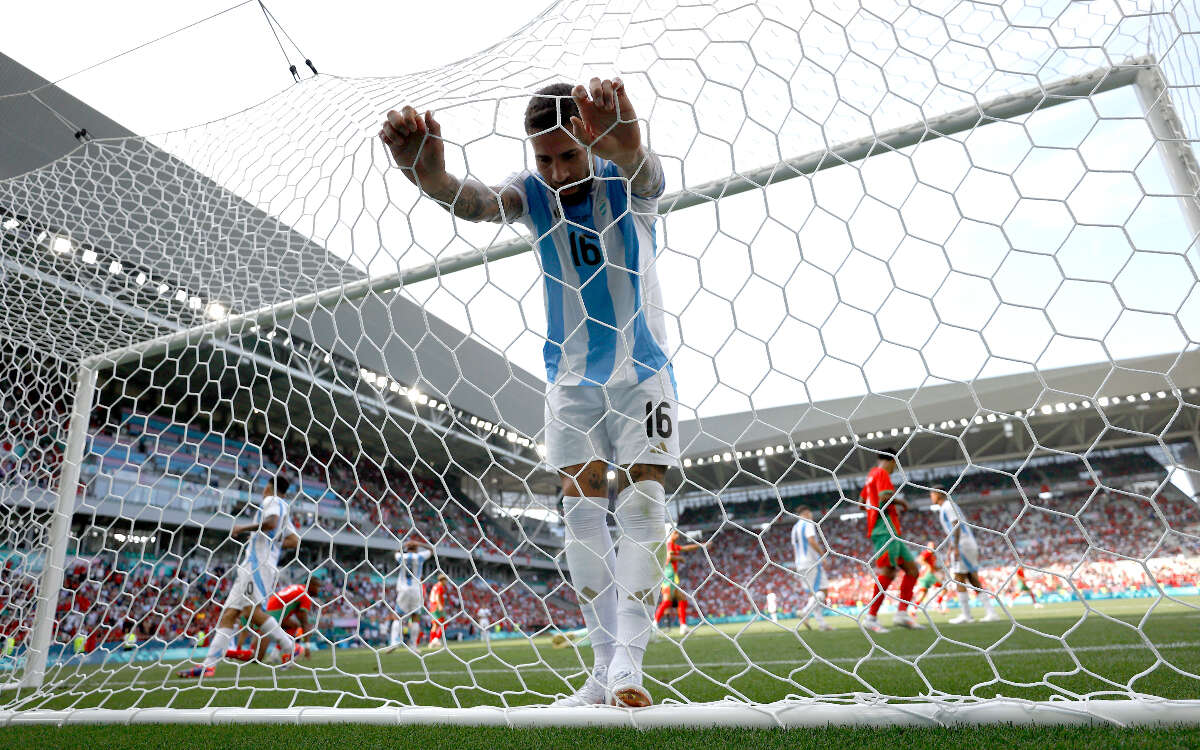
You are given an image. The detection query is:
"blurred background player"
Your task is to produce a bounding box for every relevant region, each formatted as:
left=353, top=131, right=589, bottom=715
left=477, top=605, right=492, bottom=644
left=653, top=529, right=704, bottom=635
left=384, top=538, right=434, bottom=653
left=427, top=573, right=449, bottom=649
left=930, top=487, right=999, bottom=623
left=860, top=451, right=922, bottom=632
left=791, top=507, right=832, bottom=631
left=1009, top=566, right=1043, bottom=608
left=227, top=577, right=319, bottom=662
left=380, top=76, right=673, bottom=708
left=178, top=475, right=298, bottom=678
left=913, top=542, right=947, bottom=612
left=231, top=515, right=302, bottom=658
left=765, top=591, right=778, bottom=622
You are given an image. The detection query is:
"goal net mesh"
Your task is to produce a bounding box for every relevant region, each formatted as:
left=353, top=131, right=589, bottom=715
left=1, top=0, right=1199, bottom=724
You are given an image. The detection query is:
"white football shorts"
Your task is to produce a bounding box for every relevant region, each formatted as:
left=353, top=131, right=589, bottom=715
left=952, top=540, right=980, bottom=575
left=395, top=583, right=424, bottom=618
left=225, top=561, right=277, bottom=611
left=544, top=368, right=680, bottom=470
left=797, top=561, right=828, bottom=592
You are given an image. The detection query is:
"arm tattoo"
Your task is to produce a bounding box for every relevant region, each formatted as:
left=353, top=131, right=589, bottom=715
left=620, top=148, right=666, bottom=199
left=422, top=175, right=520, bottom=223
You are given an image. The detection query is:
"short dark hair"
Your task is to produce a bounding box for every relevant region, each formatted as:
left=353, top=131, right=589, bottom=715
left=877, top=448, right=898, bottom=461
left=271, top=475, right=292, bottom=496
left=525, top=83, right=579, bottom=134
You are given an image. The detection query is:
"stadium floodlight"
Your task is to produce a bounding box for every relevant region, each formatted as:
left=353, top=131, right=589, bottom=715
left=2, top=0, right=1200, bottom=731
left=51, top=236, right=72, bottom=254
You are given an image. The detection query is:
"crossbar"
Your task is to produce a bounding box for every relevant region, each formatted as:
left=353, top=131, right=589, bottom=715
left=87, top=56, right=1154, bottom=372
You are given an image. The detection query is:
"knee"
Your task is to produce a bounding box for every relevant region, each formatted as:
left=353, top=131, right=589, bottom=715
left=560, top=461, right=608, bottom=497
left=622, top=463, right=666, bottom=488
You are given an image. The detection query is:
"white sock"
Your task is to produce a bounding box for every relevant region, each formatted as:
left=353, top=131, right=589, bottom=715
left=609, top=480, right=666, bottom=679
left=958, top=589, right=971, bottom=616
left=813, top=592, right=827, bottom=625
left=981, top=591, right=995, bottom=616
left=389, top=620, right=402, bottom=646
left=260, top=615, right=295, bottom=654
left=203, top=627, right=233, bottom=668
left=409, top=619, right=421, bottom=648
left=562, top=495, right=617, bottom=679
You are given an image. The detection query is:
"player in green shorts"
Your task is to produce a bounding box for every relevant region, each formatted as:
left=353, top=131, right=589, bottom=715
left=860, top=450, right=923, bottom=632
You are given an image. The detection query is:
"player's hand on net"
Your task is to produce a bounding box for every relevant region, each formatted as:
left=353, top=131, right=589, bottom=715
left=569, top=77, right=641, bottom=163
left=380, top=107, right=447, bottom=185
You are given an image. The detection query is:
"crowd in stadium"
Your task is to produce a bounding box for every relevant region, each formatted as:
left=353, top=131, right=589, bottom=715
left=2, top=396, right=1197, bottom=653
left=81, top=408, right=522, bottom=558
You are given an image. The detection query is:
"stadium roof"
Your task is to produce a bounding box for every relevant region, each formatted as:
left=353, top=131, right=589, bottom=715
left=3, top=51, right=1196, bottom=500
left=0, top=51, right=546, bottom=480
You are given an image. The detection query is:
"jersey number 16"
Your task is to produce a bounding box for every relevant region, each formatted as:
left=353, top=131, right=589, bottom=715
left=645, top=401, right=673, bottom=438
left=569, top=232, right=602, bottom=267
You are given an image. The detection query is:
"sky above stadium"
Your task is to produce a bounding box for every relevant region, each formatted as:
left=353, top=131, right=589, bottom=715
left=2, top=1, right=1197, bottom=424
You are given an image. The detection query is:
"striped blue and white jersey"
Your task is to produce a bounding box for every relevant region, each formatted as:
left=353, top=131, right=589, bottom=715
left=503, top=157, right=672, bottom=387
left=243, top=493, right=289, bottom=571
left=396, top=549, right=432, bottom=590
left=791, top=518, right=822, bottom=568
left=937, top=500, right=976, bottom=545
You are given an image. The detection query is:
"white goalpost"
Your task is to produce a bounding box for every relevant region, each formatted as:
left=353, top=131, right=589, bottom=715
left=2, top=0, right=1200, bottom=728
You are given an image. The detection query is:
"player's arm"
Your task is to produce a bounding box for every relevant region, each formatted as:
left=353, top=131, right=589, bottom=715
left=380, top=107, right=523, bottom=223
left=569, top=78, right=665, bottom=199
left=807, top=531, right=827, bottom=558
left=232, top=512, right=278, bottom=537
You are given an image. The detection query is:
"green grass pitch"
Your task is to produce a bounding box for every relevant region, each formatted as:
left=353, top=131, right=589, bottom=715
left=3, top=597, right=1199, bottom=747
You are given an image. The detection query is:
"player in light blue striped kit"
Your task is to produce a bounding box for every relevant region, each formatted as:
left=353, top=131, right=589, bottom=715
left=930, top=487, right=999, bottom=624
left=791, top=507, right=832, bottom=631
left=381, top=77, right=675, bottom=708
left=383, top=538, right=434, bottom=653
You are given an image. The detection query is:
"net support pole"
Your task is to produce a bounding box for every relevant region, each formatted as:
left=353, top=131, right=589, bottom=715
left=1134, top=66, right=1200, bottom=242
left=19, top=363, right=98, bottom=689
left=90, top=56, right=1152, bottom=373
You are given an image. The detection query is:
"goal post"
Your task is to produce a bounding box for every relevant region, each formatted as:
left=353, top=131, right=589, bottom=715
left=3, top=0, right=1200, bottom=729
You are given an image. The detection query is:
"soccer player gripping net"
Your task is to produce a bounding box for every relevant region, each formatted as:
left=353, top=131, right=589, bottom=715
left=381, top=77, right=674, bottom=709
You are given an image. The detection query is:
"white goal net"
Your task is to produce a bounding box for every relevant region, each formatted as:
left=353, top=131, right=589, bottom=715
left=2, top=0, right=1200, bottom=728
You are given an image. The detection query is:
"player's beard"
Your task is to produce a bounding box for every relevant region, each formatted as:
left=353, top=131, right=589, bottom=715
left=557, top=178, right=593, bottom=205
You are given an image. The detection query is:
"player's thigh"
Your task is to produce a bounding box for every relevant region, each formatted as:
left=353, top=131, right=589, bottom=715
left=226, top=567, right=257, bottom=612
left=545, top=383, right=612, bottom=469
left=253, top=565, right=279, bottom=603
left=396, top=586, right=422, bottom=617
left=607, top=371, right=681, bottom=468
left=957, top=541, right=980, bottom=573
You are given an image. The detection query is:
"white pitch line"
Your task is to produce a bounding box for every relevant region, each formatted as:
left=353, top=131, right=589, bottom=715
left=52, top=639, right=1200, bottom=691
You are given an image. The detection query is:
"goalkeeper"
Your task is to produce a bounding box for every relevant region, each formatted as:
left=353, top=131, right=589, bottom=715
left=381, top=77, right=673, bottom=709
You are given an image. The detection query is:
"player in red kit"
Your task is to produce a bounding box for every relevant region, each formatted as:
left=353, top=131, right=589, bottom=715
left=860, top=450, right=922, bottom=632
left=913, top=543, right=947, bottom=611
left=1010, top=566, right=1042, bottom=608
left=227, top=578, right=319, bottom=662
left=427, top=574, right=449, bottom=649
left=653, top=529, right=706, bottom=636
